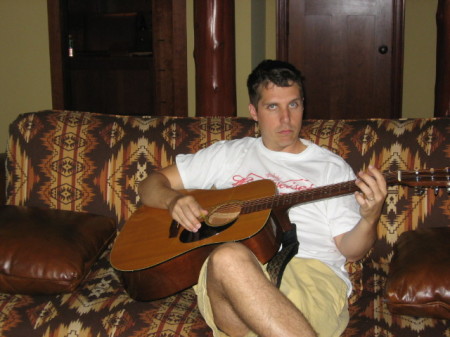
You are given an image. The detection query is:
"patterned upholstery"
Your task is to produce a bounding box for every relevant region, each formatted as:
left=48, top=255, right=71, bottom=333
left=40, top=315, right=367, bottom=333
left=1, top=110, right=449, bottom=336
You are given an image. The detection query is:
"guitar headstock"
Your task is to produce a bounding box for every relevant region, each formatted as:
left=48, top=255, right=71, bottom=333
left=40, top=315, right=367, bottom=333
left=385, top=168, right=450, bottom=194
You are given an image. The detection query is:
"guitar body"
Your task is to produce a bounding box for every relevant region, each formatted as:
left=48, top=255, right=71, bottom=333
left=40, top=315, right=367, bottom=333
left=110, top=179, right=281, bottom=300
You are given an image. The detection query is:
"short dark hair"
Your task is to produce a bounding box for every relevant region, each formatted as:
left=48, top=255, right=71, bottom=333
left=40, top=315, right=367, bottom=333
left=247, top=59, right=304, bottom=107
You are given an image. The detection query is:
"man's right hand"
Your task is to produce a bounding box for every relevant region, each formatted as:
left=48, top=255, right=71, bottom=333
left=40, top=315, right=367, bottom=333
left=138, top=164, right=208, bottom=233
left=167, top=193, right=208, bottom=232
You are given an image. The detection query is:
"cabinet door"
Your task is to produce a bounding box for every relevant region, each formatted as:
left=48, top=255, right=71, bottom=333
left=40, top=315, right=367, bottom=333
left=278, top=0, right=404, bottom=119
left=68, top=58, right=154, bottom=115
left=48, top=0, right=187, bottom=116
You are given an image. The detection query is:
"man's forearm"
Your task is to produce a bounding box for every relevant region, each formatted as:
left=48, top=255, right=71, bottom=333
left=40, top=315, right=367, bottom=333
left=138, top=171, right=182, bottom=209
left=337, top=218, right=378, bottom=262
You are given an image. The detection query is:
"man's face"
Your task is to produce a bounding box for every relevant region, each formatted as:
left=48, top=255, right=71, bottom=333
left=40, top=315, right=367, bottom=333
left=249, top=83, right=305, bottom=153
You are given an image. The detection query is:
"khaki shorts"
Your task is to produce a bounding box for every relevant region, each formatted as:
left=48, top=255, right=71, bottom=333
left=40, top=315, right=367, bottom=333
left=194, top=257, right=349, bottom=337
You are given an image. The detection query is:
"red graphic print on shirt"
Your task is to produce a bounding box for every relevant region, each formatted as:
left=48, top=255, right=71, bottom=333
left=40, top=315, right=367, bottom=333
left=232, top=173, right=315, bottom=194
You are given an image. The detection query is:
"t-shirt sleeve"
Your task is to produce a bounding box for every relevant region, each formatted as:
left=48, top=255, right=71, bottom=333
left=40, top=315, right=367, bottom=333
left=176, top=140, right=239, bottom=189
left=325, top=162, right=361, bottom=237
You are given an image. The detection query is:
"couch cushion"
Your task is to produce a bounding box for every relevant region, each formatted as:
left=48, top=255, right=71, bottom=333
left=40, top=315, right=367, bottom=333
left=0, top=205, right=116, bottom=295
left=384, top=227, right=450, bottom=319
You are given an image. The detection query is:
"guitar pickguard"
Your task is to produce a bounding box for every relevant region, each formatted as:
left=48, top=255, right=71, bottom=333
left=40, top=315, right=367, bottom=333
left=179, top=219, right=236, bottom=243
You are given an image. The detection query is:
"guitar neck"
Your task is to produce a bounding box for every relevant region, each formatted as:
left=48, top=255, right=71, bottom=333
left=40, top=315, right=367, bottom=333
left=240, top=168, right=449, bottom=214
left=241, top=179, right=360, bottom=214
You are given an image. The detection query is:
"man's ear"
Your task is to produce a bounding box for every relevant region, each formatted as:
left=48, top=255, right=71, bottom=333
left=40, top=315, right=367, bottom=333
left=249, top=104, right=258, bottom=121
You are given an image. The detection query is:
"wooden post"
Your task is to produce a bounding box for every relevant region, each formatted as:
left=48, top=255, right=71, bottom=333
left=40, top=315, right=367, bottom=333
left=435, top=0, right=450, bottom=117
left=194, top=0, right=237, bottom=116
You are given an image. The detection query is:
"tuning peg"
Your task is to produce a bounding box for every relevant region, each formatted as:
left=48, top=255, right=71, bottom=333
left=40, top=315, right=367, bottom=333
left=434, top=187, right=440, bottom=196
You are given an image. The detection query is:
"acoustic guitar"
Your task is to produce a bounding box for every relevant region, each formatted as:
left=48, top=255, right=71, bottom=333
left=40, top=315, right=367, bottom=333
left=110, top=168, right=449, bottom=300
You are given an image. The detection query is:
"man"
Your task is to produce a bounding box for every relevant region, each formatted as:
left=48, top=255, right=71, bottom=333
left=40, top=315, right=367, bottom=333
left=138, top=60, right=387, bottom=337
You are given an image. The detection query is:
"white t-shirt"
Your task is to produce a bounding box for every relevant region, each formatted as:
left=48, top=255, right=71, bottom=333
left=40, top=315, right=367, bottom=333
left=176, top=137, right=360, bottom=295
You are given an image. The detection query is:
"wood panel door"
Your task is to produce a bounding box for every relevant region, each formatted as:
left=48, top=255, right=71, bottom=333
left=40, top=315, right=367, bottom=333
left=277, top=0, right=404, bottom=119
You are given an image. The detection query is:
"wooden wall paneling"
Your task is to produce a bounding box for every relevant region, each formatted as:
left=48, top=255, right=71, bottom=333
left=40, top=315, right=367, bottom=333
left=171, top=0, right=188, bottom=116
left=152, top=0, right=187, bottom=116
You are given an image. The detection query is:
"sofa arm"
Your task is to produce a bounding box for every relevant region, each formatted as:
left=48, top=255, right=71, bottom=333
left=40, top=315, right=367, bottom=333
left=0, top=152, right=5, bottom=205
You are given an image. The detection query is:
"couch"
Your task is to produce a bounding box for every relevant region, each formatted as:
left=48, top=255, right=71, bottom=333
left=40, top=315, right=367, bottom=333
left=0, top=110, right=449, bottom=336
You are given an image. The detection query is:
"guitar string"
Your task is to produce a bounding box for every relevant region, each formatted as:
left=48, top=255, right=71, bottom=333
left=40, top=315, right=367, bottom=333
left=207, top=170, right=447, bottom=216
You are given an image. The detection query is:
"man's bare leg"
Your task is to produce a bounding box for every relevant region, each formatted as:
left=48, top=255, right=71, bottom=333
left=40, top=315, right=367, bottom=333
left=206, top=242, right=317, bottom=337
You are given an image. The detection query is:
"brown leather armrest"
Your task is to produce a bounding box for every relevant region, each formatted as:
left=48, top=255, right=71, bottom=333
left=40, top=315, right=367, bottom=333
left=385, top=227, right=450, bottom=319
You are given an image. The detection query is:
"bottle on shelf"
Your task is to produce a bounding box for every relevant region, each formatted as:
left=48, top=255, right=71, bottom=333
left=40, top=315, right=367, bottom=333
left=68, top=35, right=74, bottom=58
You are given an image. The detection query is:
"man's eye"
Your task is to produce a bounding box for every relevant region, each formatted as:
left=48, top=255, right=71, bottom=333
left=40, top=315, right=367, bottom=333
left=267, top=104, right=277, bottom=110
left=289, top=102, right=299, bottom=108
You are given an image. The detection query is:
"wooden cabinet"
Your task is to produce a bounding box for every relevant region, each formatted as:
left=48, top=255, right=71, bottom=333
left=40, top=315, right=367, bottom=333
left=67, top=56, right=154, bottom=115
left=48, top=0, right=187, bottom=116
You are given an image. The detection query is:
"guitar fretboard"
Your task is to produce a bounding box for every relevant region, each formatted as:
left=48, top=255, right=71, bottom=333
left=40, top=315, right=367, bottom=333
left=240, top=179, right=360, bottom=214
left=239, top=169, right=449, bottom=214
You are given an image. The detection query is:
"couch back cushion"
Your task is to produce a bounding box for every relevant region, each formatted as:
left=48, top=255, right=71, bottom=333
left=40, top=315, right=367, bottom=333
left=6, top=111, right=260, bottom=227
left=5, top=111, right=449, bottom=264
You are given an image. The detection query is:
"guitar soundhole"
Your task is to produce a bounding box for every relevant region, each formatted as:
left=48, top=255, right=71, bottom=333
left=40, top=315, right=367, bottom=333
left=179, top=220, right=236, bottom=243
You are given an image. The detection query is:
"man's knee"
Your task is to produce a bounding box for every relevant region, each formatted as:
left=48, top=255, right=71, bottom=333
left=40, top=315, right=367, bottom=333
left=208, top=242, right=256, bottom=276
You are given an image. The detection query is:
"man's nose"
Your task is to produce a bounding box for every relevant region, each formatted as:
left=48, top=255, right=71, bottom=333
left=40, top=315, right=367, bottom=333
left=280, top=107, right=291, bottom=122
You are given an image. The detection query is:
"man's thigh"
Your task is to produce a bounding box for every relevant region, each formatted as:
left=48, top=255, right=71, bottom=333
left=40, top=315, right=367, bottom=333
left=280, top=258, right=349, bottom=337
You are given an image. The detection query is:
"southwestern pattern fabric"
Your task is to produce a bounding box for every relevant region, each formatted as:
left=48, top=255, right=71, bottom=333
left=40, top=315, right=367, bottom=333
left=2, top=110, right=449, bottom=336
